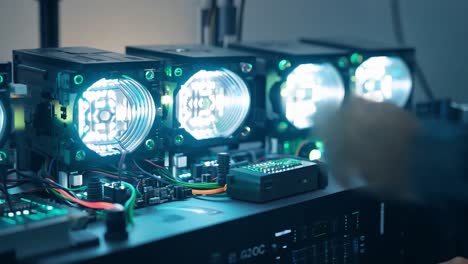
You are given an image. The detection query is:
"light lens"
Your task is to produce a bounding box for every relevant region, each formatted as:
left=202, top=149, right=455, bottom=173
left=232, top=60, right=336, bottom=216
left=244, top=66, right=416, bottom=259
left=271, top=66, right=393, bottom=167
left=282, top=63, right=345, bottom=129
left=355, top=56, right=412, bottom=107
left=76, top=77, right=156, bottom=157
left=176, top=68, right=251, bottom=140
left=308, top=149, right=322, bottom=161
left=0, top=101, right=6, bottom=144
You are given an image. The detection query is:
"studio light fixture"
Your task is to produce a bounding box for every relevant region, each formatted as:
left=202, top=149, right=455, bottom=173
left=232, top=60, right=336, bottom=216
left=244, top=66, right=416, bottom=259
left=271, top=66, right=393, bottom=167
left=229, top=41, right=347, bottom=139
left=13, top=47, right=160, bottom=169
left=281, top=63, right=344, bottom=130
left=229, top=40, right=348, bottom=157
left=0, top=62, right=12, bottom=165
left=300, top=37, right=415, bottom=108
left=76, top=77, right=155, bottom=157
left=354, top=56, right=412, bottom=106
left=126, top=44, right=256, bottom=152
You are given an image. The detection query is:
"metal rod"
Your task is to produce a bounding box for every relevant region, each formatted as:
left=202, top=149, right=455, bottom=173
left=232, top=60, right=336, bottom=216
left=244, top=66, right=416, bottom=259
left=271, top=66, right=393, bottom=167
left=38, top=0, right=60, bottom=48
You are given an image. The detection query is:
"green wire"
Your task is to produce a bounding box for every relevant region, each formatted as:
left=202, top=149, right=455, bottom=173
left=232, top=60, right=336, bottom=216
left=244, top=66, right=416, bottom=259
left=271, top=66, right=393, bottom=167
left=153, top=169, right=220, bottom=189
left=50, top=188, right=70, bottom=201
left=120, top=181, right=136, bottom=225
left=69, top=186, right=87, bottom=192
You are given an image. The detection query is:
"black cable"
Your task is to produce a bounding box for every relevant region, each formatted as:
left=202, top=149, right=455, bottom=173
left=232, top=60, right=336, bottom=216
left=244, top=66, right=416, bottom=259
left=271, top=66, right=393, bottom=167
left=132, top=160, right=172, bottom=185
left=414, top=62, right=436, bottom=100
left=11, top=170, right=78, bottom=197
left=390, top=0, right=405, bottom=45
left=0, top=186, right=13, bottom=211
left=1, top=169, right=13, bottom=212
left=117, top=150, right=127, bottom=185
left=389, top=0, right=435, bottom=101
left=208, top=0, right=217, bottom=45
left=236, top=0, right=246, bottom=41
left=5, top=179, right=33, bottom=189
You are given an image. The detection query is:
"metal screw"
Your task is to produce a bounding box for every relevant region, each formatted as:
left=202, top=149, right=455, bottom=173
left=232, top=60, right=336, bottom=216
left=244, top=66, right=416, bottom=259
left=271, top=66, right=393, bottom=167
left=240, top=62, right=253, bottom=73
left=0, top=151, right=7, bottom=161
left=174, top=134, right=184, bottom=145
left=145, top=139, right=155, bottom=150
left=75, top=150, right=86, bottom=161
left=145, top=70, right=155, bottom=80
left=240, top=126, right=251, bottom=137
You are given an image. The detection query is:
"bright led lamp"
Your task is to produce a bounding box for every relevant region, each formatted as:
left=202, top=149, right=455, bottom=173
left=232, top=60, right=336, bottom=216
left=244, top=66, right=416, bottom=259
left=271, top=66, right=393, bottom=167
left=281, top=63, right=345, bottom=129
left=0, top=101, right=7, bottom=147
left=76, top=76, right=156, bottom=157
left=176, top=68, right=250, bottom=140
left=354, top=56, right=412, bottom=107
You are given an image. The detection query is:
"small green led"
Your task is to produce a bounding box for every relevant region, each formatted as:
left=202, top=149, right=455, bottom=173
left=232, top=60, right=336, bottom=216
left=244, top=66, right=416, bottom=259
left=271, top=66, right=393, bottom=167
left=165, top=66, right=172, bottom=77
left=145, top=139, right=155, bottom=150
left=315, top=141, right=324, bottom=150
left=0, top=75, right=4, bottom=84
left=283, top=142, right=291, bottom=153
left=338, top=57, right=348, bottom=68
left=350, top=53, right=363, bottom=64
left=174, top=134, right=184, bottom=145
left=145, top=70, right=155, bottom=80
left=174, top=67, right=183, bottom=77
left=73, top=74, right=84, bottom=85
left=278, top=59, right=292, bottom=71
left=75, top=150, right=86, bottom=161
left=277, top=121, right=288, bottom=133
left=240, top=62, right=253, bottom=73
left=0, top=151, right=7, bottom=161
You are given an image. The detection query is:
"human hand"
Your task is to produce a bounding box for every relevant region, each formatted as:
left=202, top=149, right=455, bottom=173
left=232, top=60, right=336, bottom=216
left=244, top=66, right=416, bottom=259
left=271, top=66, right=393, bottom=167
left=439, top=257, right=468, bottom=264
left=316, top=96, right=419, bottom=197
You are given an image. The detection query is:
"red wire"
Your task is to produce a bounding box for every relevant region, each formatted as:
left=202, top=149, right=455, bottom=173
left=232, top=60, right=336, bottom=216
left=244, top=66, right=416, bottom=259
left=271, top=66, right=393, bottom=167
left=54, top=188, right=116, bottom=210
left=144, top=159, right=168, bottom=171
left=45, top=178, right=116, bottom=210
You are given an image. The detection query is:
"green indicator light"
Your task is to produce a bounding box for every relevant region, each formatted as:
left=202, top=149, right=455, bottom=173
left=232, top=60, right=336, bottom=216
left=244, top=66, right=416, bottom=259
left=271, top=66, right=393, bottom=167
left=278, top=59, right=292, bottom=71
left=277, top=121, right=288, bottom=132
left=0, top=151, right=7, bottom=161
left=240, top=62, right=253, bottom=73
left=145, top=139, right=155, bottom=150
left=309, top=149, right=322, bottom=161
left=283, top=142, right=291, bottom=153
left=75, top=150, right=86, bottom=161
left=165, top=66, right=172, bottom=77
left=350, top=53, right=363, bottom=64
left=338, top=57, right=348, bottom=68
left=145, top=70, right=155, bottom=80
left=174, top=134, right=184, bottom=145
left=0, top=75, right=3, bottom=84
left=315, top=141, right=324, bottom=150
left=73, top=74, right=84, bottom=85
left=174, top=67, right=183, bottom=77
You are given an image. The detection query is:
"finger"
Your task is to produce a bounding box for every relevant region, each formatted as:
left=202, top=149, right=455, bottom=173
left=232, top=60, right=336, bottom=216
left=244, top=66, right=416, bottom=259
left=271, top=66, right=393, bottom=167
left=439, top=257, right=468, bottom=264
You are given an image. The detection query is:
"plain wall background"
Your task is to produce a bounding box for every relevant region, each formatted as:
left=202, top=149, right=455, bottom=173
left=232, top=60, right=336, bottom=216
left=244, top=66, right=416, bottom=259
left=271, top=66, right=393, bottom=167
left=0, top=0, right=467, bottom=102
